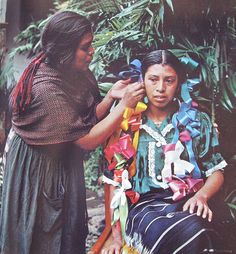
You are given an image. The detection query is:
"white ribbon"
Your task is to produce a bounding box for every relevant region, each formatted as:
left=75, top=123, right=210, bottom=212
left=162, top=141, right=194, bottom=181
left=110, top=170, right=132, bottom=209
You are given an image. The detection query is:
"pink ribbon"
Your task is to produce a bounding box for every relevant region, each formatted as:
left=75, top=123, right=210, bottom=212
left=168, top=176, right=204, bottom=201
left=179, top=130, right=191, bottom=142
left=128, top=115, right=141, bottom=132
left=104, top=134, right=135, bottom=170
left=163, top=143, right=176, bottom=153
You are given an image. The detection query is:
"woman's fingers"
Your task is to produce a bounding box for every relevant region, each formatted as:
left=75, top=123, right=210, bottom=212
left=207, top=208, right=213, bottom=222
left=183, top=196, right=213, bottom=222
left=122, top=82, right=145, bottom=108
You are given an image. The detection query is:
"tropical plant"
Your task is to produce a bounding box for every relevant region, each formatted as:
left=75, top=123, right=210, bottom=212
left=1, top=0, right=236, bottom=192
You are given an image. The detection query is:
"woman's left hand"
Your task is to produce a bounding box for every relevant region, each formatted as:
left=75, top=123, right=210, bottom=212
left=109, top=79, right=131, bottom=100
left=183, top=194, right=213, bottom=222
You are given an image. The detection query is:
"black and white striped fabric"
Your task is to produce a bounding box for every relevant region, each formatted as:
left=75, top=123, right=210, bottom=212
left=125, top=190, right=231, bottom=254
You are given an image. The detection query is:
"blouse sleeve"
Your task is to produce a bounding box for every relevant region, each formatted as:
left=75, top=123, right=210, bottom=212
left=197, top=112, right=227, bottom=177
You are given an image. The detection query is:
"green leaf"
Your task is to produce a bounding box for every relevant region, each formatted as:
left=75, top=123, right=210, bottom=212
left=228, top=203, right=236, bottom=210
left=165, top=0, right=174, bottom=13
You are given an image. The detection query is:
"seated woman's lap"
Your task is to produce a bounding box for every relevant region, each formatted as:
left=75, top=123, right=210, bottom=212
left=125, top=191, right=227, bottom=254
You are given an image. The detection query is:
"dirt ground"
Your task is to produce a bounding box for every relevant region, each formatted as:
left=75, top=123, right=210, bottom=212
left=86, top=188, right=105, bottom=252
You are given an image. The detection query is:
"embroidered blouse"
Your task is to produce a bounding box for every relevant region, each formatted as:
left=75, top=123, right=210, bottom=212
left=132, top=111, right=227, bottom=194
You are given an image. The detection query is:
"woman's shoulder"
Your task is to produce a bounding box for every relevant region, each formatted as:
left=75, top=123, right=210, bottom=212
left=32, top=63, right=65, bottom=95
left=34, top=63, right=62, bottom=83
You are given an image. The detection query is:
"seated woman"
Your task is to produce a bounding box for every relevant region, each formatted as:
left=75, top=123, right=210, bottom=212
left=102, top=50, right=233, bottom=254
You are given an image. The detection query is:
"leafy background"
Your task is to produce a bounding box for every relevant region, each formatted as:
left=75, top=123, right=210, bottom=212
left=1, top=0, right=236, bottom=211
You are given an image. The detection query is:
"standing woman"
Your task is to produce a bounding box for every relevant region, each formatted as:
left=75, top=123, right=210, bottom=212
left=102, top=50, right=232, bottom=254
left=0, top=11, right=145, bottom=254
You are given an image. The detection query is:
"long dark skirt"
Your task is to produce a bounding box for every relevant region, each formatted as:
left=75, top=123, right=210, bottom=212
left=125, top=190, right=233, bottom=254
left=0, top=132, right=88, bottom=254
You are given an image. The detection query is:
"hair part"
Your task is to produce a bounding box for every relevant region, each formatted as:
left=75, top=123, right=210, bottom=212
left=142, top=50, right=186, bottom=85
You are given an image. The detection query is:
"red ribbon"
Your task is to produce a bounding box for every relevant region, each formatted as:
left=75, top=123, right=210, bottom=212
left=104, top=134, right=136, bottom=170
left=125, top=190, right=140, bottom=204
left=168, top=177, right=204, bottom=201
left=114, top=169, right=124, bottom=183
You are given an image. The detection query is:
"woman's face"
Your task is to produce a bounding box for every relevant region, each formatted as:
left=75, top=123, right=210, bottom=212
left=73, top=32, right=94, bottom=71
left=144, top=64, right=179, bottom=109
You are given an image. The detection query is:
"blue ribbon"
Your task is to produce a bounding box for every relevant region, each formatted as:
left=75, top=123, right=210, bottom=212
left=179, top=56, right=199, bottom=72
left=118, top=59, right=142, bottom=83
left=181, top=78, right=200, bottom=105
left=171, top=74, right=202, bottom=178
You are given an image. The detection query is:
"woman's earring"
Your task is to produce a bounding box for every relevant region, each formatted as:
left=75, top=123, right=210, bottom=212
left=144, top=96, right=148, bottom=103
left=173, top=97, right=177, bottom=101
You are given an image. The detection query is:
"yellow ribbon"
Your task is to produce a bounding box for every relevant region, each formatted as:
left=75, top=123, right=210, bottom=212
left=120, top=102, right=147, bottom=177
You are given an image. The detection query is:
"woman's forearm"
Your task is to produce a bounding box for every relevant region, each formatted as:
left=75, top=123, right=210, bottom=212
left=96, top=90, right=114, bottom=120
left=75, top=82, right=145, bottom=150
left=74, top=100, right=125, bottom=150
left=195, top=170, right=224, bottom=201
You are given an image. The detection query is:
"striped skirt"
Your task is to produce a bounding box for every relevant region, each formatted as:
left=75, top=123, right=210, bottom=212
left=125, top=190, right=232, bottom=254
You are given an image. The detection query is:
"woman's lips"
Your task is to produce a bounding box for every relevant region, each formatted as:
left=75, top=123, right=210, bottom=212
left=154, top=95, right=167, bottom=102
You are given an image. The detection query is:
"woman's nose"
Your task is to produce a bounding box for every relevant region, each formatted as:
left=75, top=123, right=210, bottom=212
left=88, top=46, right=95, bottom=56
left=156, top=80, right=166, bottom=92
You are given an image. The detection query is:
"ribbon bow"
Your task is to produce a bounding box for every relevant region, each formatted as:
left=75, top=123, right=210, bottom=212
left=121, top=102, right=147, bottom=132
left=168, top=176, right=204, bottom=201
left=171, top=75, right=202, bottom=178
left=120, top=102, right=147, bottom=177
left=162, top=141, right=194, bottom=181
left=104, top=134, right=135, bottom=170
left=110, top=170, right=132, bottom=239
left=118, top=59, right=142, bottom=83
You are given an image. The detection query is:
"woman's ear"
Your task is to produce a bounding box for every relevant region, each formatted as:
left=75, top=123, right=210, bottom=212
left=175, top=84, right=181, bottom=99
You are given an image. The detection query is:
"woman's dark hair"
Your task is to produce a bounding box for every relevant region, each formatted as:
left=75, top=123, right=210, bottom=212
left=12, top=11, right=92, bottom=112
left=142, top=50, right=186, bottom=85
left=41, top=11, right=92, bottom=66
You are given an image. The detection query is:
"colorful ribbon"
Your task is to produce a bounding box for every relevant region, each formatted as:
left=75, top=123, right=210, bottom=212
left=168, top=176, right=204, bottom=201
left=104, top=134, right=135, bottom=170
left=121, top=102, right=147, bottom=177
left=162, top=141, right=194, bottom=181
left=118, top=59, right=142, bottom=83
left=104, top=101, right=146, bottom=241
left=171, top=76, right=202, bottom=178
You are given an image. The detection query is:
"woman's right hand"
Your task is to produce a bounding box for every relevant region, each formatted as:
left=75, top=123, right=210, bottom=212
left=101, top=238, right=122, bottom=254
left=120, top=82, right=145, bottom=109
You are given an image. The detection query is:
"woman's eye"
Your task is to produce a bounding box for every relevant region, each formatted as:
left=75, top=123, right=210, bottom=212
left=80, top=44, right=91, bottom=52
left=149, top=78, right=157, bottom=83
left=165, top=78, right=175, bottom=85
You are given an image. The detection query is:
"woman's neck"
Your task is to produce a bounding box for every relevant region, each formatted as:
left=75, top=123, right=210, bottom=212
left=146, top=103, right=176, bottom=124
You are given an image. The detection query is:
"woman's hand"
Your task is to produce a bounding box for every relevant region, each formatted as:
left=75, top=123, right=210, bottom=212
left=183, top=193, right=213, bottom=222
left=101, top=238, right=122, bottom=254
left=120, top=81, right=145, bottom=109
left=109, top=79, right=131, bottom=100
